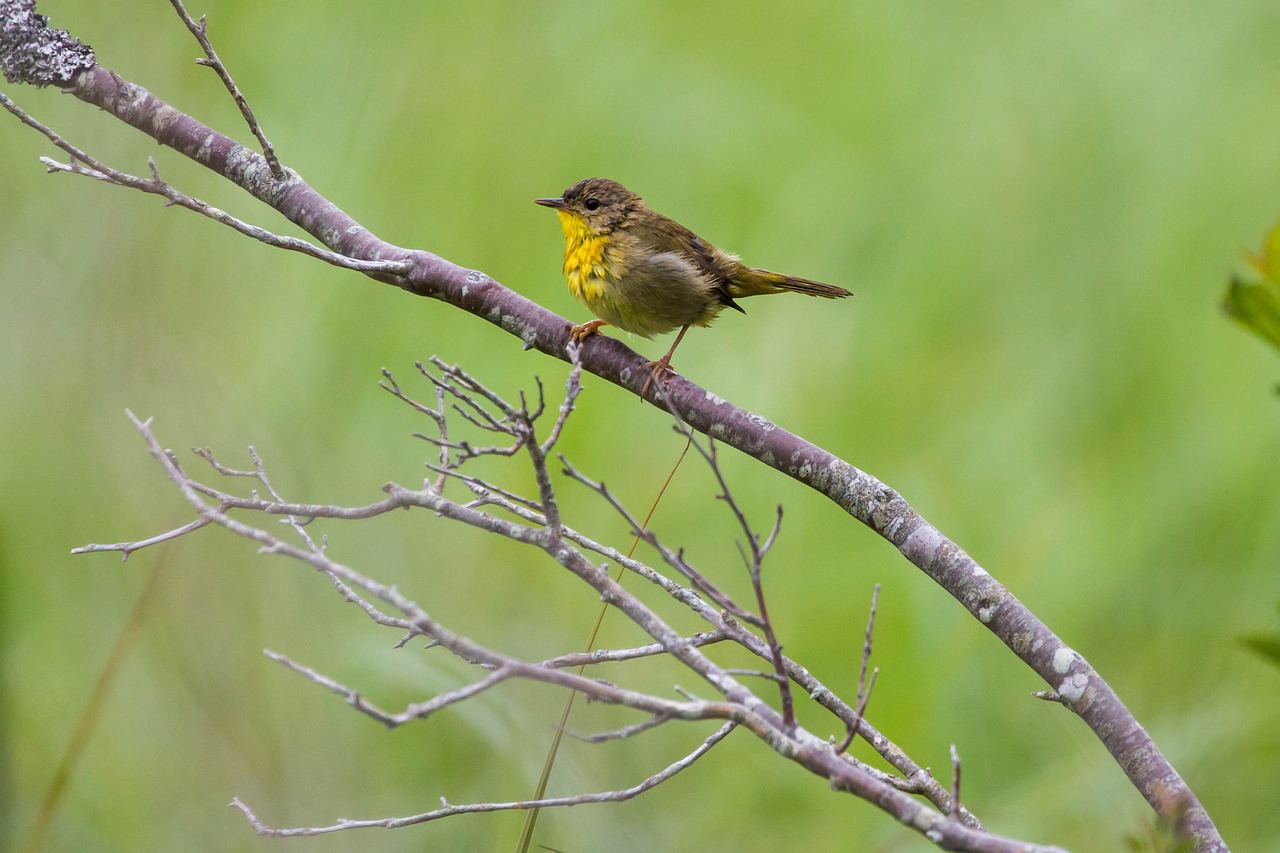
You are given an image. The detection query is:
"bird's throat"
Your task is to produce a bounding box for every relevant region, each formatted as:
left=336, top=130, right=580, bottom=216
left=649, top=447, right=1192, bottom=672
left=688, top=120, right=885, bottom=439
left=557, top=211, right=611, bottom=302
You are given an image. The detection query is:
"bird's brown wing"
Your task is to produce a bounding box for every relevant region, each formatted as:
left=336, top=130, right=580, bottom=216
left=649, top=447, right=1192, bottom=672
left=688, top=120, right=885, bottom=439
left=638, top=212, right=747, bottom=313
left=685, top=234, right=747, bottom=313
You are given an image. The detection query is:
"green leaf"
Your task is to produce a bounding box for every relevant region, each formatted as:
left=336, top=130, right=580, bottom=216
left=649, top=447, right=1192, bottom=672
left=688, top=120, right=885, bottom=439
left=1239, top=633, right=1280, bottom=667
left=1224, top=222, right=1280, bottom=352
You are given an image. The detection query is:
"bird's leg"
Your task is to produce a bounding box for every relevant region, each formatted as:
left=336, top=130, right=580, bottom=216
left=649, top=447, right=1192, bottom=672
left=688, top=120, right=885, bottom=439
left=569, top=319, right=609, bottom=343
left=641, top=324, right=691, bottom=397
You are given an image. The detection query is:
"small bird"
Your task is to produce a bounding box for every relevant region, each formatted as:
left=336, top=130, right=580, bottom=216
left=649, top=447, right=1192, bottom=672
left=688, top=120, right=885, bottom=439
left=536, top=178, right=851, bottom=389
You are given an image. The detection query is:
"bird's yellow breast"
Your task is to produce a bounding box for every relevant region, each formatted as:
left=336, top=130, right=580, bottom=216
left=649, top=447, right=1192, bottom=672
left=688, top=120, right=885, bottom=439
left=556, top=210, right=623, bottom=302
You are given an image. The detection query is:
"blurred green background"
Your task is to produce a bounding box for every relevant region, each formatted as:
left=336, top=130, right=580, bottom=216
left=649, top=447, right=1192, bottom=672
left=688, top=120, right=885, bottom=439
left=3, top=1, right=1278, bottom=850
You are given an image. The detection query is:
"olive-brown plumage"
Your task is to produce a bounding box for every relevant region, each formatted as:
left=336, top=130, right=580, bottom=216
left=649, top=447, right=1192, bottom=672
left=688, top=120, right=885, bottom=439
left=536, top=178, right=850, bottom=387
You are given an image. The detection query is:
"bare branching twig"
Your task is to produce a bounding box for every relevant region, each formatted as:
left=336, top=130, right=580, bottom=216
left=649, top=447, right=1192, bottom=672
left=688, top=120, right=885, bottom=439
left=73, top=359, right=1061, bottom=853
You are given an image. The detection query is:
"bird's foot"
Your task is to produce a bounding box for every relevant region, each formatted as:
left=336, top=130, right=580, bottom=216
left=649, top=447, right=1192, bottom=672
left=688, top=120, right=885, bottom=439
left=641, top=354, right=677, bottom=397
left=569, top=319, right=608, bottom=344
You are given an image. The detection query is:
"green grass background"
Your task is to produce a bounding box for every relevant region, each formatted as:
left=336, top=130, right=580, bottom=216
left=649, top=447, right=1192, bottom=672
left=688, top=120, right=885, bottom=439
left=3, top=1, right=1279, bottom=850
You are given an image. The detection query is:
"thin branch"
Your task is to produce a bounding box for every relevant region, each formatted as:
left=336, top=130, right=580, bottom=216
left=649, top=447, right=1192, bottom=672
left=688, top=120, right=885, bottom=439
left=424, top=358, right=519, bottom=425
left=232, top=723, right=737, bottom=836
left=951, top=744, right=963, bottom=820
left=559, top=456, right=762, bottom=627
left=541, top=340, right=583, bottom=454
left=70, top=515, right=213, bottom=559
left=42, top=152, right=406, bottom=275
left=380, top=368, right=451, bottom=490
left=744, top=527, right=795, bottom=731
left=0, top=94, right=406, bottom=276
left=75, top=492, right=408, bottom=560
left=836, top=584, right=881, bottom=755
left=167, top=0, right=284, bottom=178
left=562, top=714, right=673, bottom=744
left=380, top=367, right=442, bottom=421
left=759, top=504, right=784, bottom=560
left=320, top=572, right=419, bottom=637
left=264, top=650, right=399, bottom=725
left=265, top=650, right=513, bottom=728
left=431, top=468, right=542, bottom=512
left=538, top=632, right=727, bottom=669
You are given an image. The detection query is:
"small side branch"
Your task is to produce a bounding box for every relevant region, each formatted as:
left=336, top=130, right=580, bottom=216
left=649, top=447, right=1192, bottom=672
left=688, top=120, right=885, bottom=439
left=232, top=722, right=737, bottom=836
left=0, top=93, right=407, bottom=277
left=563, top=714, right=674, bottom=744
left=836, top=584, right=880, bottom=755
left=744, top=510, right=795, bottom=731
left=539, top=632, right=727, bottom=669
left=265, top=650, right=513, bottom=728
left=950, top=744, right=963, bottom=820
left=168, top=0, right=283, bottom=178
left=541, top=340, right=584, bottom=454
left=70, top=516, right=213, bottom=560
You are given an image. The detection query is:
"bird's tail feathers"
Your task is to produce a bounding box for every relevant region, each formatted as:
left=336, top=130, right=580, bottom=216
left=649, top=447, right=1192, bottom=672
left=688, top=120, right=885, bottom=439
left=735, top=267, right=851, bottom=299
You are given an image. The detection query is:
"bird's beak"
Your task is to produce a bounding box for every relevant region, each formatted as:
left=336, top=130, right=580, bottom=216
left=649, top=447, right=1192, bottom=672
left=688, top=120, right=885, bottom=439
left=534, top=196, right=567, bottom=210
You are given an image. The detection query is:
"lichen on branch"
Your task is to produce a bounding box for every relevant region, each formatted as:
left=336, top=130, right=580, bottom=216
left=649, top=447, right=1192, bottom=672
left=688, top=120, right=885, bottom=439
left=0, top=0, right=95, bottom=87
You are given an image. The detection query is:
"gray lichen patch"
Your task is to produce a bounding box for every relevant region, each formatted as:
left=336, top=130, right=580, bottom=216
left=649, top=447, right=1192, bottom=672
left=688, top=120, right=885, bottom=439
left=0, top=0, right=95, bottom=87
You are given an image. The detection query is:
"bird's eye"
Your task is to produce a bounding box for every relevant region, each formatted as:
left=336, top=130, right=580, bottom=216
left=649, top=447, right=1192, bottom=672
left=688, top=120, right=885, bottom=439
left=584, top=198, right=600, bottom=211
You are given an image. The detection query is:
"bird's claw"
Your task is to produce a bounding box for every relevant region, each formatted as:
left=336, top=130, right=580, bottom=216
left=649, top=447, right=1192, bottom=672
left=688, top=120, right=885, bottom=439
left=641, top=356, right=676, bottom=397
left=569, top=319, right=607, bottom=344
